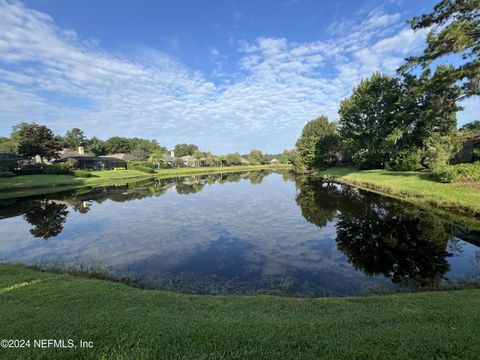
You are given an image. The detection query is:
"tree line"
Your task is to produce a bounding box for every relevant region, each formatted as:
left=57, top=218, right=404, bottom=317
left=295, top=0, right=479, bottom=172
left=0, top=123, right=291, bottom=167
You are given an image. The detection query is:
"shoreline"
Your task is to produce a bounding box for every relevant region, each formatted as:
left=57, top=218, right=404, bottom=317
left=1, top=264, right=478, bottom=358
left=0, top=164, right=290, bottom=200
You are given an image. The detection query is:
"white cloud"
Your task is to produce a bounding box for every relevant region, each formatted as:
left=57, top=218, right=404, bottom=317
left=0, top=1, right=433, bottom=153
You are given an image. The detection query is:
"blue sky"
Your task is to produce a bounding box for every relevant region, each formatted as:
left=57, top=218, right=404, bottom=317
left=0, top=0, right=477, bottom=153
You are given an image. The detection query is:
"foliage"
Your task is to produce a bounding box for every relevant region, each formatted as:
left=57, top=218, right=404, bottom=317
left=422, top=132, right=462, bottom=170
left=386, top=149, right=423, bottom=171
left=104, top=137, right=131, bottom=154
left=0, top=171, right=16, bottom=178
left=148, top=151, right=168, bottom=169
left=0, top=137, right=18, bottom=153
left=65, top=158, right=79, bottom=169
left=23, top=201, right=69, bottom=239
left=433, top=162, right=480, bottom=183
left=86, top=137, right=107, bottom=156
left=402, top=0, right=480, bottom=99
left=248, top=149, right=265, bottom=165
left=338, top=73, right=403, bottom=168
left=0, top=160, right=16, bottom=172
left=16, top=123, right=62, bottom=161
left=71, top=169, right=92, bottom=178
left=315, top=133, right=343, bottom=166
left=296, top=115, right=336, bottom=169
left=459, top=120, right=480, bottom=135
left=174, top=143, right=199, bottom=157
left=223, top=152, right=243, bottom=165
left=129, top=138, right=166, bottom=159
left=63, top=128, right=87, bottom=149
left=41, top=164, right=71, bottom=175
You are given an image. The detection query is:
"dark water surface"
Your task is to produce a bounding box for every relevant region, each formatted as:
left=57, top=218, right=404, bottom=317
left=0, top=170, right=479, bottom=296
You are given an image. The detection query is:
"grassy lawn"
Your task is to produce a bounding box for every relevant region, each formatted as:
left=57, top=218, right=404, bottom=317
left=318, top=167, right=480, bottom=218
left=0, top=165, right=289, bottom=199
left=0, top=264, right=478, bottom=359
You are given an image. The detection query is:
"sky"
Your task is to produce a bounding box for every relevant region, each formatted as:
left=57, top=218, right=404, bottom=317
left=0, top=0, right=478, bottom=153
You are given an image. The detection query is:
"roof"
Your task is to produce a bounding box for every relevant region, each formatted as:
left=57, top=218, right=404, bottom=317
left=60, top=149, right=94, bottom=158
left=180, top=155, right=195, bottom=162
left=0, top=153, right=29, bottom=161
left=54, top=156, right=126, bottom=163
left=165, top=155, right=178, bottom=162
left=101, top=153, right=142, bottom=161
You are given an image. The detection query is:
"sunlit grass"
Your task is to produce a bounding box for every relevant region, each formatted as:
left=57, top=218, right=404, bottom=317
left=0, top=264, right=478, bottom=359
left=317, top=167, right=480, bottom=216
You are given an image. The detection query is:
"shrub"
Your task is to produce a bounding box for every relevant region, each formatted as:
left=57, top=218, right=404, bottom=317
left=432, top=162, right=480, bottom=183
left=65, top=158, right=79, bottom=169
left=0, top=160, right=16, bottom=172
left=131, top=166, right=155, bottom=174
left=42, top=164, right=71, bottom=175
left=127, top=161, right=152, bottom=170
left=386, top=150, right=423, bottom=171
left=71, top=169, right=92, bottom=178
left=0, top=171, right=16, bottom=178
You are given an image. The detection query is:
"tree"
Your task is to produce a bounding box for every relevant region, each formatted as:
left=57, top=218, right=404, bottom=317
left=148, top=151, right=167, bottom=169
left=296, top=115, right=336, bottom=169
left=130, top=138, right=166, bottom=159
left=401, top=0, right=480, bottom=100
left=315, top=133, right=343, bottom=166
left=86, top=137, right=107, bottom=156
left=459, top=120, right=480, bottom=134
left=0, top=137, right=17, bottom=153
left=248, top=149, right=265, bottom=165
left=338, top=73, right=403, bottom=168
left=105, top=137, right=131, bottom=154
left=64, top=128, right=86, bottom=149
left=225, top=152, right=242, bottom=165
left=16, top=123, right=62, bottom=162
left=174, top=143, right=199, bottom=157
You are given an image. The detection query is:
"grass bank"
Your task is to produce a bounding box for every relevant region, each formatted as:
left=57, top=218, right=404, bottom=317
left=0, top=165, right=289, bottom=200
left=0, top=264, right=478, bottom=359
left=317, top=167, right=480, bottom=219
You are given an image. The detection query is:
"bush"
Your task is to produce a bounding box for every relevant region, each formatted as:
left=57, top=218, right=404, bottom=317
left=130, top=166, right=155, bottom=174
left=127, top=161, right=152, bottom=169
left=42, top=164, right=71, bottom=175
left=71, top=169, right=92, bottom=178
left=0, top=160, right=16, bottom=172
left=0, top=171, right=16, bottom=178
left=433, top=162, right=480, bottom=183
left=386, top=150, right=423, bottom=171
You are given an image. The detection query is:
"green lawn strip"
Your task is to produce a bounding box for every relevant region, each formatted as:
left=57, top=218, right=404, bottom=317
left=317, top=167, right=480, bottom=219
left=0, top=165, right=290, bottom=200
left=0, top=264, right=478, bottom=359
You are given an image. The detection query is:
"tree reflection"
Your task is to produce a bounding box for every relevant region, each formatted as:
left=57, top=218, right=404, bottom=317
left=295, top=178, right=452, bottom=287
left=23, top=200, right=69, bottom=240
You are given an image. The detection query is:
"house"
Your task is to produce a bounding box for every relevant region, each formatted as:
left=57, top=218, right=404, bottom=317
left=270, top=158, right=280, bottom=165
left=454, top=135, right=480, bottom=164
left=53, top=147, right=127, bottom=170
left=180, top=155, right=207, bottom=167
left=165, top=151, right=184, bottom=168
left=240, top=157, right=249, bottom=165
left=0, top=153, right=31, bottom=171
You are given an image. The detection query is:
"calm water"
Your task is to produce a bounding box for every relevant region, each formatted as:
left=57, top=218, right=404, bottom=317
left=0, top=170, right=479, bottom=296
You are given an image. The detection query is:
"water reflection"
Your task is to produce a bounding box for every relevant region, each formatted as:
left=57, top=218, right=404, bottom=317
left=0, top=170, right=478, bottom=295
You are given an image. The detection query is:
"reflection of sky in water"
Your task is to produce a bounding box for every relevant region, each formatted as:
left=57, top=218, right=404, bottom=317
left=0, top=172, right=478, bottom=296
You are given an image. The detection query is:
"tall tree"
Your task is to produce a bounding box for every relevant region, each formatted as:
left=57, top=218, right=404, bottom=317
left=401, top=0, right=480, bottom=99
left=16, top=123, right=62, bottom=162
left=174, top=143, right=199, bottom=157
left=338, top=72, right=403, bottom=168
left=248, top=149, right=265, bottom=165
left=296, top=115, right=336, bottom=169
left=64, top=128, right=86, bottom=149
left=86, top=137, right=107, bottom=156
left=105, top=137, right=131, bottom=154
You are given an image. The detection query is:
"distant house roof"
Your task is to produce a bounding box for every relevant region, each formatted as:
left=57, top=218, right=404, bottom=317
left=180, top=155, right=195, bottom=162
left=0, top=153, right=29, bottom=161
left=54, top=156, right=126, bottom=164
left=270, top=158, right=280, bottom=163
left=59, top=149, right=94, bottom=158
left=165, top=155, right=179, bottom=162
left=101, top=153, right=142, bottom=161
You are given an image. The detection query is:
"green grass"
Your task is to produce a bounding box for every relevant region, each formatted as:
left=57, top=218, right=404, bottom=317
left=0, top=165, right=289, bottom=199
left=318, top=167, right=480, bottom=218
left=0, top=264, right=479, bottom=359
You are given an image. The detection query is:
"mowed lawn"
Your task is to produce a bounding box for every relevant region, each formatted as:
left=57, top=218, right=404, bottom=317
left=318, top=167, right=480, bottom=216
left=0, top=165, right=288, bottom=199
left=0, top=264, right=479, bottom=359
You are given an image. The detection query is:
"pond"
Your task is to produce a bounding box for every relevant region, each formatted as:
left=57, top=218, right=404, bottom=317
left=0, top=170, right=479, bottom=296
